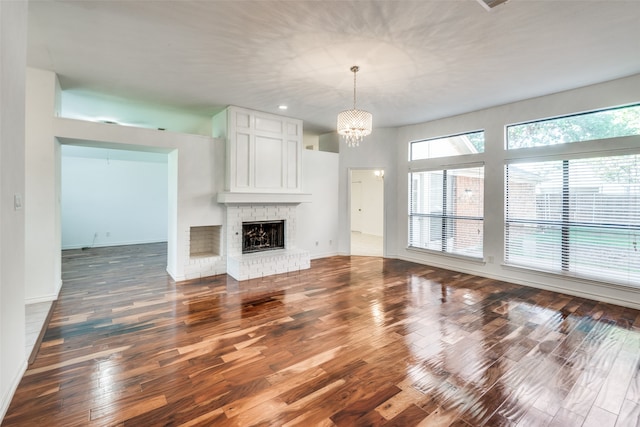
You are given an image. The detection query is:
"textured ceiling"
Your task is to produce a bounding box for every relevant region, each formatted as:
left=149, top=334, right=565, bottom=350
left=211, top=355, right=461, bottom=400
left=28, top=0, right=640, bottom=134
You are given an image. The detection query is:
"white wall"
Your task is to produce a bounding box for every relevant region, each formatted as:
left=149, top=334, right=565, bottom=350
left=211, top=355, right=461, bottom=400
left=298, top=150, right=340, bottom=258
left=25, top=68, right=226, bottom=290
left=25, top=68, right=62, bottom=303
left=61, top=89, right=214, bottom=136
left=395, top=73, right=640, bottom=309
left=0, top=0, right=27, bottom=419
left=319, top=132, right=339, bottom=153
left=53, top=118, right=226, bottom=282
left=350, top=169, right=384, bottom=237
left=61, top=146, right=168, bottom=249
left=336, top=128, right=399, bottom=257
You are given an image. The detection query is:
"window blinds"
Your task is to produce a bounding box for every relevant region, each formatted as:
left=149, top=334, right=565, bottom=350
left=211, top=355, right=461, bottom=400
left=409, top=166, right=484, bottom=258
left=505, top=155, right=640, bottom=286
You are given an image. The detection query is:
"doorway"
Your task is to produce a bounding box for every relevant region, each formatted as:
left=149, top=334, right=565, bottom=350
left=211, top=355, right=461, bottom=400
left=350, top=169, right=384, bottom=256
left=60, top=144, right=169, bottom=251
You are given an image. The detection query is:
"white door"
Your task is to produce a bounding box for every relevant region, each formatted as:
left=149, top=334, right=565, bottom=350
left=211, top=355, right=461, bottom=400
left=351, top=181, right=363, bottom=233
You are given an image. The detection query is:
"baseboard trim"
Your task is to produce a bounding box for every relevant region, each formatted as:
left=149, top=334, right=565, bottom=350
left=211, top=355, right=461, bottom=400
left=396, top=254, right=640, bottom=311
left=28, top=300, right=57, bottom=365
left=62, top=239, right=167, bottom=251
left=310, top=251, right=339, bottom=260
left=0, top=359, right=27, bottom=422
left=24, top=294, right=58, bottom=305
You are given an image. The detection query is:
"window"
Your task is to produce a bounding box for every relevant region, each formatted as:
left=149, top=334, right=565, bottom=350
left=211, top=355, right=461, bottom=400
left=410, top=131, right=484, bottom=160
left=507, top=104, right=640, bottom=149
left=505, top=155, right=640, bottom=286
left=409, top=166, right=484, bottom=258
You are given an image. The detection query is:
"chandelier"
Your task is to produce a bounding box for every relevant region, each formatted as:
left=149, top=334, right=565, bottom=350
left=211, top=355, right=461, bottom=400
left=337, top=66, right=372, bottom=147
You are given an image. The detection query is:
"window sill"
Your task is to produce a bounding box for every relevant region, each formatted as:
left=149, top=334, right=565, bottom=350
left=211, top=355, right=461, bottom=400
left=406, top=246, right=486, bottom=265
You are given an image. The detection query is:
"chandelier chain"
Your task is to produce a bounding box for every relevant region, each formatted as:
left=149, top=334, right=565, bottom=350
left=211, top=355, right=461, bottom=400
left=352, top=66, right=358, bottom=110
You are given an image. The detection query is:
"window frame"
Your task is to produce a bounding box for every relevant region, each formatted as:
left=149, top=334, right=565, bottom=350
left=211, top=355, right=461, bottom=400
left=504, top=104, right=640, bottom=287
left=408, top=163, right=485, bottom=260
left=506, top=103, right=640, bottom=150
left=409, top=129, right=485, bottom=161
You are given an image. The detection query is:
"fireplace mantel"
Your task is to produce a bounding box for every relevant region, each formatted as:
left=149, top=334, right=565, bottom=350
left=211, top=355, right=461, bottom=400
left=217, top=192, right=312, bottom=205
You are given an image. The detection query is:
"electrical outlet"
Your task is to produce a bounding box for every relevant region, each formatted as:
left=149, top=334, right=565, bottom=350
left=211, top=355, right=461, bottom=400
left=106, top=232, right=111, bottom=237
left=315, top=241, right=319, bottom=246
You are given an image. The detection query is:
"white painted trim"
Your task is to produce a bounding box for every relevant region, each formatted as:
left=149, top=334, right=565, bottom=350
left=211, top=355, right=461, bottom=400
left=24, top=294, right=58, bottom=305
left=405, top=246, right=486, bottom=265
left=217, top=192, right=312, bottom=204
left=397, top=253, right=640, bottom=311
left=348, top=167, right=386, bottom=257
left=25, top=279, right=62, bottom=305
left=61, top=239, right=168, bottom=251
left=0, top=360, right=27, bottom=421
left=166, top=267, right=180, bottom=281
left=310, top=251, right=340, bottom=260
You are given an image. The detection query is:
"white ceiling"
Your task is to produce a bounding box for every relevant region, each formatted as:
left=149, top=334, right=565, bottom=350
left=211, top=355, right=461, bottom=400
left=28, top=0, right=640, bottom=134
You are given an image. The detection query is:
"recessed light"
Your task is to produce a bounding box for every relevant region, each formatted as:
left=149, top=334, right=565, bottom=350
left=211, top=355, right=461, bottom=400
left=278, top=105, right=288, bottom=110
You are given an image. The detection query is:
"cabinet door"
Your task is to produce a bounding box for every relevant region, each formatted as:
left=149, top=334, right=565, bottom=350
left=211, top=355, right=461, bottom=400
left=227, top=106, right=302, bottom=193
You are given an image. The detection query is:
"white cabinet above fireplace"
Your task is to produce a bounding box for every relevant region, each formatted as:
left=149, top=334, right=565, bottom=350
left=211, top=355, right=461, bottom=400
left=213, top=106, right=303, bottom=194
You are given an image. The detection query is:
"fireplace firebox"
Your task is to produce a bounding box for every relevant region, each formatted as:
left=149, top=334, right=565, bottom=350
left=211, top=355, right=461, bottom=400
left=242, top=220, right=285, bottom=254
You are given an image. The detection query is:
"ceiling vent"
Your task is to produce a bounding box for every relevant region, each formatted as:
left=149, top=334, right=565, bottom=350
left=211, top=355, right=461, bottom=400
left=475, top=0, right=510, bottom=11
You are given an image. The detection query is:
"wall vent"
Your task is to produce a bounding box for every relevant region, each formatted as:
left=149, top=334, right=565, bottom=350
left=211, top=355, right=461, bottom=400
left=475, top=0, right=510, bottom=11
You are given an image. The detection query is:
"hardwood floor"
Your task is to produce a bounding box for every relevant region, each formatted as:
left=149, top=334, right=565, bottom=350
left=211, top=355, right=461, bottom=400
left=4, top=243, right=640, bottom=426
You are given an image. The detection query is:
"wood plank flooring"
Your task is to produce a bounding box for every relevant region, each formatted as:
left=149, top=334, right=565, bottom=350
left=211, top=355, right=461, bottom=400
left=3, top=243, right=640, bottom=426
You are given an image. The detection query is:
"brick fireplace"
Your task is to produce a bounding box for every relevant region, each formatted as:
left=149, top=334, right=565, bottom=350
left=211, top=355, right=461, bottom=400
left=221, top=200, right=310, bottom=281
left=214, top=106, right=311, bottom=281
